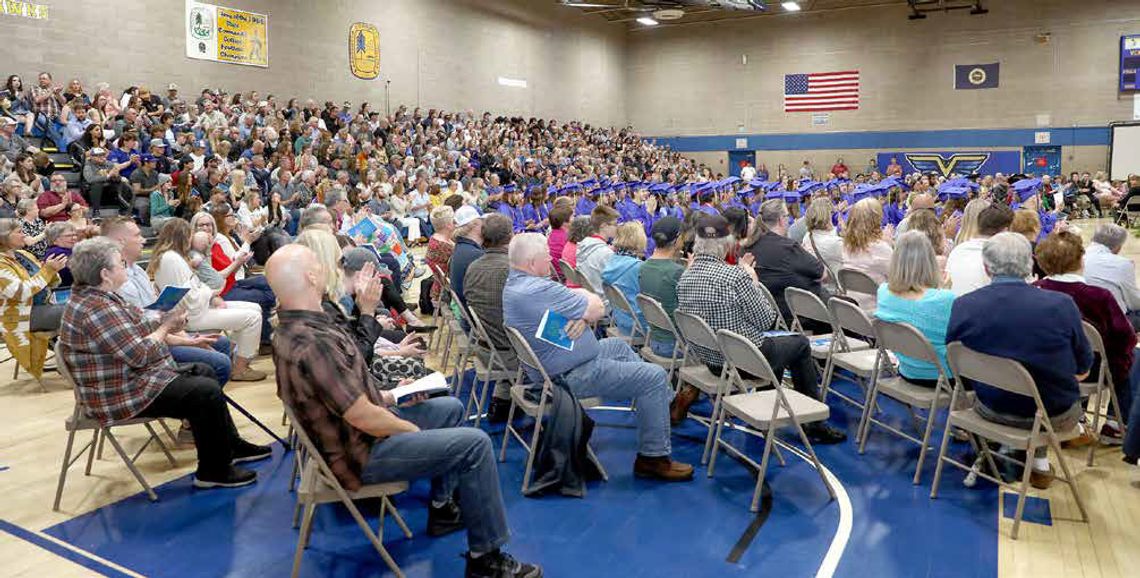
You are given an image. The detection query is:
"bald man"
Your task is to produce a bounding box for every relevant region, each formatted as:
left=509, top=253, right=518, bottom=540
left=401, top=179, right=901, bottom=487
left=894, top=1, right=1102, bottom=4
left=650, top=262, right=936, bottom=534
left=266, top=245, right=541, bottom=578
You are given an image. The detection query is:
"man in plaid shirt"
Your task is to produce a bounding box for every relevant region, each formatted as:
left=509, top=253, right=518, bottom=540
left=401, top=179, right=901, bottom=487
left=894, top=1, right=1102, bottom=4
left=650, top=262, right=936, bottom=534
left=29, top=72, right=66, bottom=144
left=59, top=238, right=271, bottom=489
left=676, top=213, right=846, bottom=444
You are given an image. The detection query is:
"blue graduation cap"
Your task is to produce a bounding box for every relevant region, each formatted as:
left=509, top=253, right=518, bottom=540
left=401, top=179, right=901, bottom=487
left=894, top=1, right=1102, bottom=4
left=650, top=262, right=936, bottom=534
left=526, top=183, right=546, bottom=197
left=736, top=186, right=756, bottom=198
left=796, top=180, right=822, bottom=195
left=649, top=183, right=672, bottom=194
left=719, top=176, right=741, bottom=187
left=1011, top=178, right=1042, bottom=202
left=502, top=183, right=518, bottom=193
left=880, top=176, right=910, bottom=191
left=851, top=184, right=876, bottom=201
left=696, top=182, right=716, bottom=201
left=936, top=180, right=970, bottom=200
left=748, top=178, right=769, bottom=188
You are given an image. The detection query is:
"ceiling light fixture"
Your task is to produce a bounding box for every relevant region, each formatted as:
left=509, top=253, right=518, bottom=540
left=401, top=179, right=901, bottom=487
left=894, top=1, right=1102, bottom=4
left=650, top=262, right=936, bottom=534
left=636, top=16, right=659, bottom=26
left=781, top=1, right=801, bottom=11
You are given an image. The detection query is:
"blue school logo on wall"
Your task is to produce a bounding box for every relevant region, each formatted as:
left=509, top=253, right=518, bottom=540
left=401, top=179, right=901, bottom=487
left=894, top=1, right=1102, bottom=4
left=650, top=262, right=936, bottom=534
left=878, top=151, right=1020, bottom=177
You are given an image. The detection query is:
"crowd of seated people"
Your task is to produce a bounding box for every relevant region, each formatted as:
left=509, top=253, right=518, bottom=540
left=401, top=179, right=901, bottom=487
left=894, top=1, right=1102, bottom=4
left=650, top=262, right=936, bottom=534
left=2, top=69, right=1140, bottom=576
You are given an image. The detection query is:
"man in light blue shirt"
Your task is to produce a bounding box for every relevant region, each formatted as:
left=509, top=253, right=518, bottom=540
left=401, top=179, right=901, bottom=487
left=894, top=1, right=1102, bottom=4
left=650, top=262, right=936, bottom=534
left=1084, top=224, right=1140, bottom=331
left=502, top=233, right=693, bottom=481
left=102, top=217, right=232, bottom=385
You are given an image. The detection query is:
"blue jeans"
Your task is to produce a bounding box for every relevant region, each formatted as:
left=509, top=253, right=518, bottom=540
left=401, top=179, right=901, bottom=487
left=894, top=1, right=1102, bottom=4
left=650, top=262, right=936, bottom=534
left=225, top=276, right=275, bottom=343
left=649, top=337, right=677, bottom=359
left=561, top=337, right=674, bottom=457
left=1125, top=362, right=1140, bottom=460
left=170, top=336, right=232, bottom=385
left=361, top=397, right=509, bottom=554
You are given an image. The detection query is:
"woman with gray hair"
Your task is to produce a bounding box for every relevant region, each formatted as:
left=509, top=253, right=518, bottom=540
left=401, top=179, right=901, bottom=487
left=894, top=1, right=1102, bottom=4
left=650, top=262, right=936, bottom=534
left=43, top=221, right=79, bottom=288
left=0, top=217, right=67, bottom=380
left=60, top=237, right=271, bottom=489
left=873, top=231, right=956, bottom=387
left=16, top=197, right=48, bottom=259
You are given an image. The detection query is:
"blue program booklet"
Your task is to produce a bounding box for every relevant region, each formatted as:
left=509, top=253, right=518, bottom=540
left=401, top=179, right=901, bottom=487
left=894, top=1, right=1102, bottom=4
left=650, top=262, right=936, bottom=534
left=145, top=286, right=190, bottom=312
left=536, top=309, right=575, bottom=352
left=347, top=217, right=378, bottom=241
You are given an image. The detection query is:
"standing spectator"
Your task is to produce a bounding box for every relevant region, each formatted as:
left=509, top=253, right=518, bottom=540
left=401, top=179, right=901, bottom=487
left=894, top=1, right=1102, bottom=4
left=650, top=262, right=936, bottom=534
left=29, top=72, right=66, bottom=145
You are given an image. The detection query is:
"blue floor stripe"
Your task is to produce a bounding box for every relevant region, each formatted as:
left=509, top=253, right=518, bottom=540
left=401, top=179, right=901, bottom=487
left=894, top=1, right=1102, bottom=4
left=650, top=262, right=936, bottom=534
left=0, top=519, right=135, bottom=578
left=1001, top=494, right=1053, bottom=527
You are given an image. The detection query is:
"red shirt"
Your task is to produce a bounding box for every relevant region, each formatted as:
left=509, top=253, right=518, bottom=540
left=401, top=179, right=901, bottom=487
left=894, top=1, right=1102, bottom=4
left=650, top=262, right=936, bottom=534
left=36, top=189, right=89, bottom=222
left=211, top=242, right=237, bottom=295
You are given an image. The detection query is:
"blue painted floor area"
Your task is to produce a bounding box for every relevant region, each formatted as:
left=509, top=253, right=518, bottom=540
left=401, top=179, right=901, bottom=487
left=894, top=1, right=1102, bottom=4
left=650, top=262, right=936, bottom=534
left=1001, top=493, right=1053, bottom=527
left=44, top=375, right=999, bottom=578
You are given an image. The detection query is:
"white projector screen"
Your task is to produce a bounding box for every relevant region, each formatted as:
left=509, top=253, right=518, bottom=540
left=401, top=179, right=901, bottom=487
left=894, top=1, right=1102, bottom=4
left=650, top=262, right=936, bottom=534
left=1110, top=123, right=1140, bottom=180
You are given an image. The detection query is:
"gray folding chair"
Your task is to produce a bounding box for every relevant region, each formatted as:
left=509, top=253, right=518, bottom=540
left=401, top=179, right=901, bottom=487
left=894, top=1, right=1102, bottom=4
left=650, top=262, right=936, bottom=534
left=672, top=310, right=768, bottom=466
left=635, top=294, right=687, bottom=383
left=283, top=405, right=411, bottom=578
left=837, top=267, right=878, bottom=302
left=559, top=259, right=579, bottom=286
left=498, top=326, right=608, bottom=494
left=784, top=287, right=869, bottom=363
left=756, top=281, right=789, bottom=332
left=822, top=297, right=893, bottom=410
left=451, top=300, right=517, bottom=428
left=930, top=342, right=1089, bottom=540
left=437, top=286, right=472, bottom=378
left=857, top=319, right=953, bottom=484
left=52, top=341, right=176, bottom=511
left=603, top=283, right=647, bottom=346
left=1079, top=321, right=1125, bottom=466
left=709, top=329, right=836, bottom=511
left=425, top=262, right=455, bottom=358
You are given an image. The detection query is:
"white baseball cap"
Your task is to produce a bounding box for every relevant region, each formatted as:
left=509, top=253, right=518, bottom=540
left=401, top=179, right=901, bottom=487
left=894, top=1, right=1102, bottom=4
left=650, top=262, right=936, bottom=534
left=454, top=205, right=485, bottom=227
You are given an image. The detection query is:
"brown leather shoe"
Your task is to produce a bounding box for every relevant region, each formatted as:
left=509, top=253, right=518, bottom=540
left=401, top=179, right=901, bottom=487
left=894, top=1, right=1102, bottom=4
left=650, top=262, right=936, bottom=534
left=1061, top=432, right=1096, bottom=449
left=633, top=455, right=694, bottom=482
left=669, top=385, right=700, bottom=426
left=1029, top=468, right=1054, bottom=490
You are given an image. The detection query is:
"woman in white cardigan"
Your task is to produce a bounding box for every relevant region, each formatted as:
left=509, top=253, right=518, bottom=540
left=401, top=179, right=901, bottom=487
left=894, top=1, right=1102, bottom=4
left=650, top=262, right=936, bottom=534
left=148, top=219, right=266, bottom=381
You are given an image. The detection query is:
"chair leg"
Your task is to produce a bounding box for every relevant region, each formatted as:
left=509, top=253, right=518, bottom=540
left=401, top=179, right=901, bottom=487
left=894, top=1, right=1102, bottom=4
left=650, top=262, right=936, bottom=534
left=912, top=398, right=941, bottom=485
left=144, top=423, right=178, bottom=467
left=384, top=496, right=413, bottom=539
left=793, top=416, right=836, bottom=500
left=750, top=427, right=779, bottom=512
left=1087, top=388, right=1103, bottom=467
left=1010, top=437, right=1039, bottom=540
left=818, top=356, right=836, bottom=402
left=499, top=401, right=518, bottom=463
left=103, top=430, right=158, bottom=502
left=291, top=502, right=316, bottom=578
left=701, top=391, right=723, bottom=466
left=521, top=415, right=544, bottom=494
left=84, top=430, right=99, bottom=475
left=856, top=379, right=883, bottom=454
left=157, top=419, right=179, bottom=447
left=707, top=403, right=729, bottom=478
left=52, top=429, right=79, bottom=511
left=473, top=377, right=493, bottom=429
left=96, top=428, right=106, bottom=459
left=929, top=419, right=956, bottom=499
left=586, top=444, right=609, bottom=482
left=345, top=498, right=405, bottom=578
left=1046, top=434, right=1089, bottom=523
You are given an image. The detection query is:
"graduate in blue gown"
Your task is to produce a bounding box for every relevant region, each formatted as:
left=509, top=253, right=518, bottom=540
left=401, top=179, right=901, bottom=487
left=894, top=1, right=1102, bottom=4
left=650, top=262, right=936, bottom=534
left=521, top=184, right=550, bottom=232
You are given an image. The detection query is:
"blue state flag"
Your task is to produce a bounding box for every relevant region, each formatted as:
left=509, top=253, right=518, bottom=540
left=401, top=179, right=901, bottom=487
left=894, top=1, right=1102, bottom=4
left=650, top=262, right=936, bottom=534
left=954, top=62, right=1000, bottom=89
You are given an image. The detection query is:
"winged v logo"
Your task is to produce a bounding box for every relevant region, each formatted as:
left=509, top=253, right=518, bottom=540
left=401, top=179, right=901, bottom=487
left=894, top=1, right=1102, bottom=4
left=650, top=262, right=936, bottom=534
left=904, top=153, right=991, bottom=177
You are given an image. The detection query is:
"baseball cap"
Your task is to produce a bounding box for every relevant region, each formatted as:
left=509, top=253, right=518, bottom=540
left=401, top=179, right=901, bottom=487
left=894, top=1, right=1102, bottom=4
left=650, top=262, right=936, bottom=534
left=341, top=247, right=379, bottom=274
left=89, top=147, right=107, bottom=156
left=141, top=154, right=157, bottom=163
left=149, top=138, right=166, bottom=148
left=454, top=205, right=485, bottom=227
left=167, top=83, right=179, bottom=90
left=650, top=216, right=682, bottom=246
left=695, top=213, right=731, bottom=239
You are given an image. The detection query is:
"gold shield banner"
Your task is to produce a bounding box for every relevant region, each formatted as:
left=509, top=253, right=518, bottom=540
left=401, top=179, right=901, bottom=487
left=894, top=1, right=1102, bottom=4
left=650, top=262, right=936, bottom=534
left=350, top=23, right=380, bottom=80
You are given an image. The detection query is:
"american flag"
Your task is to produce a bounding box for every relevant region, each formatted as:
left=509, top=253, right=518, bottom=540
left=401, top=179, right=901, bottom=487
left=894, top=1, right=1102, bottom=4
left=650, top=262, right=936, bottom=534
left=784, top=71, right=860, bottom=112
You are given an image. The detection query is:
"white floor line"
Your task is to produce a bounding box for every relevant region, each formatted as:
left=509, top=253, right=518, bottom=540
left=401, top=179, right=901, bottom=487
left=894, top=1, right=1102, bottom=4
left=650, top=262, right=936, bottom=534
left=776, top=441, right=853, bottom=578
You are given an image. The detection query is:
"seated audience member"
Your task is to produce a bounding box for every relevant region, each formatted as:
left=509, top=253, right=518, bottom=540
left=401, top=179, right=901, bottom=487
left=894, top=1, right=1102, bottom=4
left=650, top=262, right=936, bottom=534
left=1010, top=209, right=1044, bottom=278
left=946, top=232, right=1095, bottom=489
left=503, top=232, right=694, bottom=481
left=267, top=244, right=541, bottom=578
left=801, top=198, right=843, bottom=292
left=745, top=199, right=828, bottom=325
left=149, top=173, right=179, bottom=232
left=42, top=222, right=79, bottom=288
left=449, top=205, right=486, bottom=306
left=1033, top=230, right=1135, bottom=443
left=150, top=219, right=266, bottom=381
left=425, top=205, right=456, bottom=305
left=462, top=213, right=518, bottom=422
left=59, top=238, right=270, bottom=488
left=36, top=173, right=88, bottom=223
left=840, top=198, right=893, bottom=308
left=103, top=217, right=232, bottom=386
left=192, top=209, right=275, bottom=346
left=0, top=217, right=66, bottom=379
left=16, top=198, right=48, bottom=259
left=639, top=216, right=685, bottom=358
left=675, top=213, right=846, bottom=443
left=904, top=209, right=952, bottom=276
left=895, top=193, right=936, bottom=235
left=601, top=222, right=649, bottom=338
left=561, top=216, right=592, bottom=288
left=1084, top=224, right=1140, bottom=332
left=81, top=146, right=131, bottom=214
left=575, top=205, right=619, bottom=293
left=946, top=203, right=1013, bottom=296
left=190, top=231, right=227, bottom=293
left=873, top=231, right=956, bottom=387
left=547, top=204, right=573, bottom=281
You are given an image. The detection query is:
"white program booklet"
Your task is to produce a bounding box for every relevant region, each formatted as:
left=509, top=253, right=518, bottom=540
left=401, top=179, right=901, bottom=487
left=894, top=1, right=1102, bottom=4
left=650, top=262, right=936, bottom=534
left=388, top=371, right=450, bottom=403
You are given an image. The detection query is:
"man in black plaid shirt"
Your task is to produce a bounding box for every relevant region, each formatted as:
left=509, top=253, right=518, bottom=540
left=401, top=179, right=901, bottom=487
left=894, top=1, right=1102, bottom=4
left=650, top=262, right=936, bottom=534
left=676, top=213, right=847, bottom=444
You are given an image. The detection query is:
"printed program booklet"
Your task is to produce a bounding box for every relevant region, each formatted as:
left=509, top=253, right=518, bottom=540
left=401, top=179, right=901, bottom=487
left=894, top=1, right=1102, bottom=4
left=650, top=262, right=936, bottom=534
left=145, top=286, right=190, bottom=312
left=388, top=371, right=450, bottom=403
left=536, top=309, right=575, bottom=352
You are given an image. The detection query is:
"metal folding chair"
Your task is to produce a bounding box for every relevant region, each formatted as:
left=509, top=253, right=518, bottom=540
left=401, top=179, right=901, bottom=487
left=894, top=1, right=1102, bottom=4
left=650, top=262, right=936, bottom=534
left=756, top=281, right=789, bottom=331
left=283, top=405, right=411, bottom=578
left=837, top=267, right=878, bottom=303
left=497, top=326, right=608, bottom=494
left=784, top=287, right=869, bottom=364
left=449, top=293, right=517, bottom=427
left=709, top=329, right=836, bottom=511
left=857, top=319, right=953, bottom=484
left=426, top=262, right=457, bottom=360
left=930, top=342, right=1089, bottom=539
left=821, top=296, right=893, bottom=410
left=603, top=283, right=647, bottom=346
left=1079, top=321, right=1125, bottom=466
left=52, top=341, right=176, bottom=511
left=559, top=259, right=580, bottom=287
left=635, top=294, right=687, bottom=383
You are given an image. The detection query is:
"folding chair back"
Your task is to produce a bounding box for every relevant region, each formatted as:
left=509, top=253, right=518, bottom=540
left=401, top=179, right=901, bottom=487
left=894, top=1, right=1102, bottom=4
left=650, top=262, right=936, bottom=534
left=945, top=342, right=1037, bottom=400
left=427, top=261, right=451, bottom=293
left=1079, top=321, right=1122, bottom=465
left=603, top=283, right=644, bottom=338
left=504, top=325, right=554, bottom=385
left=715, top=329, right=779, bottom=387
left=673, top=310, right=720, bottom=354
left=1081, top=320, right=1106, bottom=358
left=837, top=267, right=878, bottom=297
left=559, top=259, right=578, bottom=284
left=873, top=319, right=939, bottom=367
left=784, top=286, right=833, bottom=330
left=637, top=294, right=678, bottom=341
left=447, top=286, right=474, bottom=328
left=828, top=296, right=875, bottom=342
left=756, top=281, right=789, bottom=331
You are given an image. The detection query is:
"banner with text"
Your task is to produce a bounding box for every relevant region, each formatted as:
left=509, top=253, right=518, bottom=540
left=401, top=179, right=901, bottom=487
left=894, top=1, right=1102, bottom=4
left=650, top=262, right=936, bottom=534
left=185, top=0, right=268, bottom=68
left=877, top=151, right=1021, bottom=177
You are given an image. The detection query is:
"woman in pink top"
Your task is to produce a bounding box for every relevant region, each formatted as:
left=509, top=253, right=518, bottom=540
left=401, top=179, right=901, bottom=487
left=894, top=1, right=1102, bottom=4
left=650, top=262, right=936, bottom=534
left=841, top=198, right=894, bottom=309
left=547, top=205, right=573, bottom=282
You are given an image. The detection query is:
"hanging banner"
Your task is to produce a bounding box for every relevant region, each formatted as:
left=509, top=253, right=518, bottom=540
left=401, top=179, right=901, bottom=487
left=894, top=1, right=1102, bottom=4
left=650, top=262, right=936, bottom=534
left=1, top=1, right=50, bottom=20
left=349, top=22, right=381, bottom=80
left=185, top=0, right=269, bottom=68
left=876, top=151, right=1021, bottom=177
